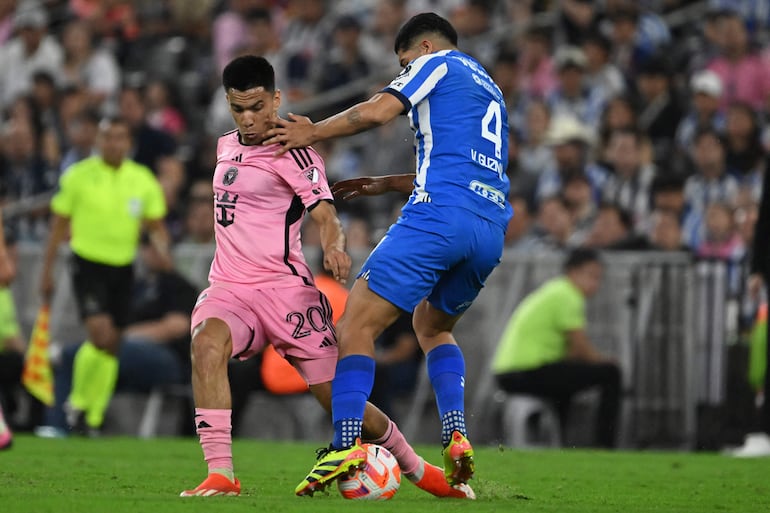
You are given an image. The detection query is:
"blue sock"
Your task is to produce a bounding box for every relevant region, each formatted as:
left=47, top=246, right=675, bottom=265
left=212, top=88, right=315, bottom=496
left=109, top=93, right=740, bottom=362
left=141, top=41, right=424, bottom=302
left=331, top=355, right=375, bottom=449
left=426, top=344, right=467, bottom=447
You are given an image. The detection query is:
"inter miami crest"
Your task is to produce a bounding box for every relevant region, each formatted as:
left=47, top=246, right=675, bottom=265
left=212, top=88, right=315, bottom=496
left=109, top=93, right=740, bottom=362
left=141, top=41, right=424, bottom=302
left=223, top=166, right=238, bottom=185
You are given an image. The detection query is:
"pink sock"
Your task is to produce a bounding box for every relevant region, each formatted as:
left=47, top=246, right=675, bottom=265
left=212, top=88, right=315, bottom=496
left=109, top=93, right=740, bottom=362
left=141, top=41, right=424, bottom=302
left=369, top=419, right=420, bottom=475
left=195, top=408, right=233, bottom=473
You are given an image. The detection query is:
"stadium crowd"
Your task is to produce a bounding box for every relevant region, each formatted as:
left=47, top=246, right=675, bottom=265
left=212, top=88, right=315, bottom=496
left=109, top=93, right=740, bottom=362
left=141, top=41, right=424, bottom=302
left=1, top=0, right=770, bottom=444
left=0, top=0, right=767, bottom=270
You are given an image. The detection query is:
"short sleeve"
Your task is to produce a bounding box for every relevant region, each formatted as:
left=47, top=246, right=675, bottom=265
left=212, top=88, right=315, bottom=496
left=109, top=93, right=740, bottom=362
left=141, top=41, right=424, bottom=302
left=382, top=53, right=448, bottom=111
left=281, top=146, right=333, bottom=210
left=556, top=284, right=586, bottom=332
left=142, top=170, right=167, bottom=220
left=50, top=167, right=76, bottom=217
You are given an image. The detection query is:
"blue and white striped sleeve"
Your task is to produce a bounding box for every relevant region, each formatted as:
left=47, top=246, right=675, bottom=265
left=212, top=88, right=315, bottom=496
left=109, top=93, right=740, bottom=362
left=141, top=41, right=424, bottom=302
left=382, top=53, right=448, bottom=112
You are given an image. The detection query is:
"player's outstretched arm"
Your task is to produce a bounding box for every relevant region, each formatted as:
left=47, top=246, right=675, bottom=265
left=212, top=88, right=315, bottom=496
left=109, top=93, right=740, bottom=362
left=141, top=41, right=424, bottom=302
left=310, top=201, right=351, bottom=284
left=332, top=174, right=416, bottom=201
left=263, top=93, right=405, bottom=155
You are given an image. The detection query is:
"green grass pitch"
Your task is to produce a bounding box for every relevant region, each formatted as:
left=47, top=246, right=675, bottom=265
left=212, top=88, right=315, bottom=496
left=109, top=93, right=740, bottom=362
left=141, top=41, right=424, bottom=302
left=1, top=435, right=768, bottom=513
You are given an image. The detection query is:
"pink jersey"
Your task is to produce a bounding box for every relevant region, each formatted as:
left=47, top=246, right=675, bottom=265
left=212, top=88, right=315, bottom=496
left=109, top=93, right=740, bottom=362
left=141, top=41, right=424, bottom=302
left=208, top=130, right=333, bottom=287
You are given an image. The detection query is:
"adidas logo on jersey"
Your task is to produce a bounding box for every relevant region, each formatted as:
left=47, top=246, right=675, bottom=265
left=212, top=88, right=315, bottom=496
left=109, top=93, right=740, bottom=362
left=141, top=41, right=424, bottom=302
left=318, top=337, right=335, bottom=348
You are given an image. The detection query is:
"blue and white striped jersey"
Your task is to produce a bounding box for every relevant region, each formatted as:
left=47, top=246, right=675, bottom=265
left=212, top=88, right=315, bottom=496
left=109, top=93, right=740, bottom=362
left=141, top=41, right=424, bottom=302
left=382, top=49, right=512, bottom=229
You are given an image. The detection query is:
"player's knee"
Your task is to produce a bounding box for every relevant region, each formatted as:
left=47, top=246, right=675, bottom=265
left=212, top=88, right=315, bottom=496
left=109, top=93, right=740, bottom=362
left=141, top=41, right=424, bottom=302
left=190, top=329, right=228, bottom=368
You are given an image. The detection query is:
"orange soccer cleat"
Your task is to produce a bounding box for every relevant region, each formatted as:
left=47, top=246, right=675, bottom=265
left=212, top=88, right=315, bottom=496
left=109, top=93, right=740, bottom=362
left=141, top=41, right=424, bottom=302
left=180, top=473, right=241, bottom=497
left=408, top=460, right=476, bottom=499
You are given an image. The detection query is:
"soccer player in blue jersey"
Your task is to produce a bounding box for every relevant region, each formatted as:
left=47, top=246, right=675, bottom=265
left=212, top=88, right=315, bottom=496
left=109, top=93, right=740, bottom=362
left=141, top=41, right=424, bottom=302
left=264, top=12, right=512, bottom=496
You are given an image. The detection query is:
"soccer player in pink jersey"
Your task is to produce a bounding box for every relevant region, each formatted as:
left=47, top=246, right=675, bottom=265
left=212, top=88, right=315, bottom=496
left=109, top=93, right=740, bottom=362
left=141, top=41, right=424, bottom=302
left=180, top=55, right=473, bottom=499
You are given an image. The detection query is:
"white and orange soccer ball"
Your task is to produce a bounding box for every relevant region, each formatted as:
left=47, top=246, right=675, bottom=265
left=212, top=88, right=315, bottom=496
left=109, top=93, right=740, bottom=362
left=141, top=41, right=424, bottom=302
left=337, top=443, right=401, bottom=500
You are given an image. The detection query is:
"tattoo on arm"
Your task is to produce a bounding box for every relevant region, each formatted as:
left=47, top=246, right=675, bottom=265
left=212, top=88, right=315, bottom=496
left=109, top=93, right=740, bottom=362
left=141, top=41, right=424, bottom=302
left=346, top=108, right=363, bottom=127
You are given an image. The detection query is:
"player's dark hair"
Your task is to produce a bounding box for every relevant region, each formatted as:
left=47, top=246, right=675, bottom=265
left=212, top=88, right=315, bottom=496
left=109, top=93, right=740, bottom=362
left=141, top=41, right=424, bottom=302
left=563, top=248, right=602, bottom=272
left=222, top=55, right=275, bottom=92
left=394, top=12, right=458, bottom=53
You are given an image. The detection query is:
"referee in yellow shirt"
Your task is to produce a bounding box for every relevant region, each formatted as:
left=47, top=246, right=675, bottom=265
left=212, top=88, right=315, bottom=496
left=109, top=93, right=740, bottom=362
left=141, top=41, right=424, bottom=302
left=40, top=116, right=172, bottom=434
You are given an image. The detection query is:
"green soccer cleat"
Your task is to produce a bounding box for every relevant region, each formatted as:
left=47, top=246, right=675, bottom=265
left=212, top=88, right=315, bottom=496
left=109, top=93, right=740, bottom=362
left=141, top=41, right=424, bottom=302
left=443, top=431, right=475, bottom=485
left=295, top=438, right=367, bottom=497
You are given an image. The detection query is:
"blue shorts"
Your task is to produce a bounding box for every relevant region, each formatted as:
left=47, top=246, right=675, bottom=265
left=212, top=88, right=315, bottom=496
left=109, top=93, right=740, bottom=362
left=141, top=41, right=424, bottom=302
left=357, top=205, right=505, bottom=315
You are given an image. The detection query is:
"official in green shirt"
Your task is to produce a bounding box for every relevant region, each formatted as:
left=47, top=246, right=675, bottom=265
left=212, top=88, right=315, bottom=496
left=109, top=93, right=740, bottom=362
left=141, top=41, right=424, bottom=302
left=39, top=116, right=173, bottom=433
left=491, top=248, right=621, bottom=447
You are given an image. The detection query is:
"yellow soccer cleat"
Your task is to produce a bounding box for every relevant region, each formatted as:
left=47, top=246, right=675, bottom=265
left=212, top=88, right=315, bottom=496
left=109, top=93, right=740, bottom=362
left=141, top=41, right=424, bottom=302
left=295, top=438, right=367, bottom=497
left=443, top=431, right=475, bottom=486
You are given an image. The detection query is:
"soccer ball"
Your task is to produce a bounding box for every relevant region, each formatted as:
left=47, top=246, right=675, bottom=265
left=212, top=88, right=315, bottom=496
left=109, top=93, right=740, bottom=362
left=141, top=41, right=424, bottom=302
left=337, top=443, right=401, bottom=500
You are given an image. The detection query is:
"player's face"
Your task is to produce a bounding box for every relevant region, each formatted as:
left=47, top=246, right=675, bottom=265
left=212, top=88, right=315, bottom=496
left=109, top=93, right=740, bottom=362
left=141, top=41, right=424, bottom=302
left=226, top=87, right=281, bottom=145
left=397, top=40, right=430, bottom=68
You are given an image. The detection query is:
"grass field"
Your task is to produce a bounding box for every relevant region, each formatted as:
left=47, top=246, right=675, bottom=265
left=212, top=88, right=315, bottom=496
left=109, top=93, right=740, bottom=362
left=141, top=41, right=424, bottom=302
left=2, top=435, right=768, bottom=513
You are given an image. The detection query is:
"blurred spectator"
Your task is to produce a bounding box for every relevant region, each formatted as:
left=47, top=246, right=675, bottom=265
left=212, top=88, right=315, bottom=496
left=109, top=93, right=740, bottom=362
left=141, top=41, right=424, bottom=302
left=647, top=208, right=689, bottom=251
left=60, top=18, right=120, bottom=108
left=492, top=248, right=622, bottom=448
left=597, top=94, right=639, bottom=160
left=723, top=102, right=764, bottom=183
left=144, top=79, right=187, bottom=140
left=607, top=6, right=648, bottom=80
left=310, top=15, right=371, bottom=118
left=708, top=0, right=770, bottom=34
left=282, top=0, right=331, bottom=103
left=685, top=128, right=740, bottom=220
left=492, top=50, right=527, bottom=136
left=241, top=7, right=284, bottom=81
left=181, top=180, right=215, bottom=245
left=360, top=0, right=407, bottom=74
left=69, top=0, right=140, bottom=46
left=675, top=69, right=726, bottom=154
left=56, top=86, right=89, bottom=139
left=735, top=186, right=760, bottom=249
left=698, top=200, right=746, bottom=294
left=707, top=10, right=770, bottom=111
left=600, top=127, right=656, bottom=228
left=535, top=195, right=580, bottom=249
left=651, top=173, right=702, bottom=247
left=118, top=86, right=177, bottom=172
left=504, top=194, right=539, bottom=251
left=519, top=26, right=556, bottom=98
left=450, top=0, right=498, bottom=67
left=697, top=201, right=746, bottom=261
left=584, top=202, right=637, bottom=249
left=344, top=216, right=372, bottom=251
left=559, top=0, right=600, bottom=47
left=536, top=116, right=607, bottom=203
left=212, top=0, right=270, bottom=73
left=0, top=0, right=15, bottom=44
left=548, top=46, right=607, bottom=128
left=30, top=71, right=58, bottom=130
left=516, top=99, right=553, bottom=197
left=563, top=172, right=597, bottom=242
left=0, top=1, right=63, bottom=109
left=59, top=108, right=99, bottom=172
left=634, top=57, right=683, bottom=165
left=582, top=33, right=626, bottom=101
left=0, top=117, right=58, bottom=239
